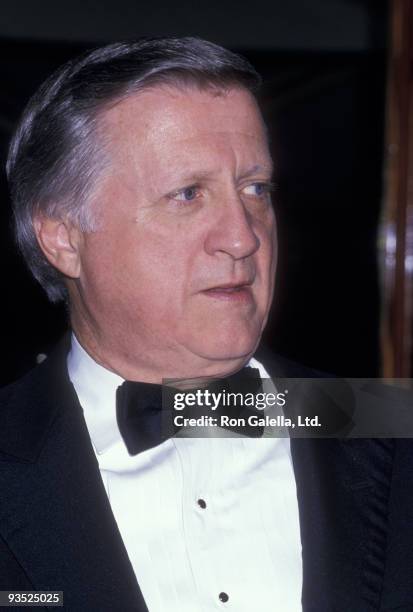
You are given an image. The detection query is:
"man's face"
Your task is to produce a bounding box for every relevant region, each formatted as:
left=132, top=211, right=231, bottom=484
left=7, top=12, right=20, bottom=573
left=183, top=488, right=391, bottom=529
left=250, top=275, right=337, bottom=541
left=72, top=85, right=277, bottom=379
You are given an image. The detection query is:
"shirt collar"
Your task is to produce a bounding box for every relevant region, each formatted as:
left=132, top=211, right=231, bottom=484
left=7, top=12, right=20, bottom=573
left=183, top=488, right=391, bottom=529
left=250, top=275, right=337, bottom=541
left=67, top=333, right=271, bottom=456
left=67, top=333, right=124, bottom=454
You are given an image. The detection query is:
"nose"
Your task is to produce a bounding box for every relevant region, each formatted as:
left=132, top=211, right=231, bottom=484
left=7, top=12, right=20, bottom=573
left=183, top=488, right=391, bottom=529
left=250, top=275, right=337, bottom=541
left=204, top=194, right=260, bottom=260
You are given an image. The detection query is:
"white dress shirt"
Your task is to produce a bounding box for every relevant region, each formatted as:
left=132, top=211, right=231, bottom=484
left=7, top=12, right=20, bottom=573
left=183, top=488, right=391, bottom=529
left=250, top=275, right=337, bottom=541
left=67, top=334, right=302, bottom=612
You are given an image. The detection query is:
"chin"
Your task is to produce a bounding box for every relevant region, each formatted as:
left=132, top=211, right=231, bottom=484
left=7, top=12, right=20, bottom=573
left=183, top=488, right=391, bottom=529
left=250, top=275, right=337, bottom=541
left=189, top=328, right=261, bottom=363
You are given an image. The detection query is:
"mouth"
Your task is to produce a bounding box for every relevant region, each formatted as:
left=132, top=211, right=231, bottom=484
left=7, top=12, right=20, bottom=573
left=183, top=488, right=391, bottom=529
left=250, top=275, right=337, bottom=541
left=201, top=281, right=254, bottom=303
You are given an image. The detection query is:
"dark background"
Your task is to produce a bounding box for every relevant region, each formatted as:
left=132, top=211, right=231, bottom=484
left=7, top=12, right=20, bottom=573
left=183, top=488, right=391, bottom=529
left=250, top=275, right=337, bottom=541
left=0, top=0, right=388, bottom=384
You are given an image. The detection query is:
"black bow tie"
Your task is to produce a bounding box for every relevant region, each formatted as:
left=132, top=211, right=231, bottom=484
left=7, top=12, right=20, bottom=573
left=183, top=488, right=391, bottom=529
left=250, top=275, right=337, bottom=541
left=116, top=367, right=264, bottom=455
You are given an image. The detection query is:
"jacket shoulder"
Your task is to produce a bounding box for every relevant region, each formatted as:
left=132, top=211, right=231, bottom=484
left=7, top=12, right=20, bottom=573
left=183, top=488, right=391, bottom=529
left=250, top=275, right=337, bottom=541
left=0, top=337, right=74, bottom=462
left=255, top=345, right=331, bottom=378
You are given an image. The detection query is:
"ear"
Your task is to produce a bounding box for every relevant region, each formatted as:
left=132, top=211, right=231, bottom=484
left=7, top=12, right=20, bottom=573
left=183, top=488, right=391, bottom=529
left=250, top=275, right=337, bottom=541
left=33, top=215, right=83, bottom=279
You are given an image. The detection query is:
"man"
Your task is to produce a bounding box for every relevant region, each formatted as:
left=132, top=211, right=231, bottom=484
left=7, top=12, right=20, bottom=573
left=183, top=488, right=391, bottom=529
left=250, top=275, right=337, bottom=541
left=0, top=37, right=412, bottom=611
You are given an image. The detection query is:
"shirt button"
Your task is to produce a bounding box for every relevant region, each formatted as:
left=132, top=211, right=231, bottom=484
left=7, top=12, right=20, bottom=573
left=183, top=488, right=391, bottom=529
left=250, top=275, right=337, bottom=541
left=197, top=498, right=207, bottom=509
left=219, top=592, right=229, bottom=603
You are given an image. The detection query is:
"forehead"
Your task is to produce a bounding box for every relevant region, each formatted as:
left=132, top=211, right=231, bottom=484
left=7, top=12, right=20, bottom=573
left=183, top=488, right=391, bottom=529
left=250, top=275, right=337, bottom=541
left=100, top=85, right=272, bottom=177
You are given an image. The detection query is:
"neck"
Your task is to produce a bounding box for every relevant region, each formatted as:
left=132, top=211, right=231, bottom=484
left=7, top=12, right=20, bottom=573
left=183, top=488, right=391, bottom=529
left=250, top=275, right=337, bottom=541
left=70, top=319, right=251, bottom=384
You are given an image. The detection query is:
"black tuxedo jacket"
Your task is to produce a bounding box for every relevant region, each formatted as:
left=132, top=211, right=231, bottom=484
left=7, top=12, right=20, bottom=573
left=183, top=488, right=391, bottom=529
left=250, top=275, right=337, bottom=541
left=0, top=341, right=412, bottom=611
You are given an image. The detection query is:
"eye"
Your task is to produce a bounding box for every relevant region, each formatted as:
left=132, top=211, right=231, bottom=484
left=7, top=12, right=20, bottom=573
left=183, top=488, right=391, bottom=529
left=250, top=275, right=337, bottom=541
left=170, top=185, right=201, bottom=202
left=242, top=182, right=274, bottom=197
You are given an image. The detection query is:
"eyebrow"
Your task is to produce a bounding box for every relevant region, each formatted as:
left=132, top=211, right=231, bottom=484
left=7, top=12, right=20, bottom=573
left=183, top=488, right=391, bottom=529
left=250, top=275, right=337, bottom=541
left=238, top=163, right=274, bottom=180
left=174, top=170, right=217, bottom=184
left=169, top=164, right=274, bottom=187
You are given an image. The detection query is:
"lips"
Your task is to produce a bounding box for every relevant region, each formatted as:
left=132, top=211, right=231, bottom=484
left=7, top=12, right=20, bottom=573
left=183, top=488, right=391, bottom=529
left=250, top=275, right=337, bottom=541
left=205, top=285, right=249, bottom=293
left=204, top=279, right=254, bottom=292
left=209, top=286, right=244, bottom=292
left=201, top=280, right=254, bottom=302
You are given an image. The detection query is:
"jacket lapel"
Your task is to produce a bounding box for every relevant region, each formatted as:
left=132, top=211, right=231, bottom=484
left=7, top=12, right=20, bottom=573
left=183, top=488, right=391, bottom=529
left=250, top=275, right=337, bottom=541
left=259, top=348, right=394, bottom=611
left=0, top=340, right=148, bottom=611
left=290, top=437, right=393, bottom=611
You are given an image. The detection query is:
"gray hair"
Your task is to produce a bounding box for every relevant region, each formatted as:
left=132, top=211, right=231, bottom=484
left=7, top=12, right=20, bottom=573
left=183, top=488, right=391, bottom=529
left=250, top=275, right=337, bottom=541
left=6, top=37, right=261, bottom=302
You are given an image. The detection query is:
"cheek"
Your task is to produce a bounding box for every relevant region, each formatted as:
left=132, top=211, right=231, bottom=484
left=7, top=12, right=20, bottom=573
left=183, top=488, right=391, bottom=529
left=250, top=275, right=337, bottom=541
left=78, top=230, right=138, bottom=315
left=270, top=230, right=278, bottom=276
left=256, top=221, right=277, bottom=279
left=81, top=228, right=194, bottom=318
